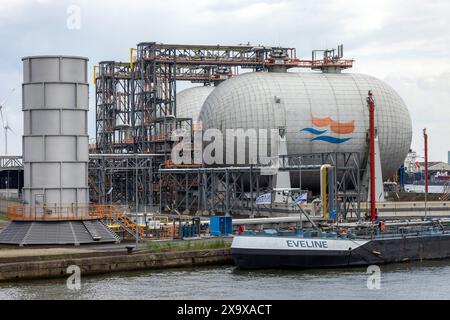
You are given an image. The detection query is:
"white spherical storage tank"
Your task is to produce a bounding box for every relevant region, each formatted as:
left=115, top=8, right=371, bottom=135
left=199, top=72, right=412, bottom=182
left=22, top=56, right=89, bottom=207
left=177, top=86, right=214, bottom=120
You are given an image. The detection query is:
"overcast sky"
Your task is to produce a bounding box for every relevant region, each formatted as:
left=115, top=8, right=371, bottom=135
left=0, top=0, right=449, bottom=162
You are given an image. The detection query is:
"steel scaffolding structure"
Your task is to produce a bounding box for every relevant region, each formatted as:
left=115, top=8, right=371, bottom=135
left=131, top=42, right=195, bottom=157
left=95, top=61, right=133, bottom=154
left=88, top=154, right=162, bottom=211
left=0, top=155, right=23, bottom=195
left=0, top=156, right=23, bottom=169
left=92, top=42, right=354, bottom=212
left=159, top=152, right=362, bottom=219
left=95, top=42, right=354, bottom=157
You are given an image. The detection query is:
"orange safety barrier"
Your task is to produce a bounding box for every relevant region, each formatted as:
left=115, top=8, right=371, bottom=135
left=8, top=204, right=145, bottom=237
left=7, top=204, right=116, bottom=221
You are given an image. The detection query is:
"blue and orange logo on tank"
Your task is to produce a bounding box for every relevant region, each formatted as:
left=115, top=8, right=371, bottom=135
left=300, top=116, right=354, bottom=144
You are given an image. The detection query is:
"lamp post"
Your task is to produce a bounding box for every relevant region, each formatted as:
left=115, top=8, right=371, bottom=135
left=423, top=128, right=428, bottom=217
left=367, top=91, right=376, bottom=223
left=135, top=155, right=139, bottom=247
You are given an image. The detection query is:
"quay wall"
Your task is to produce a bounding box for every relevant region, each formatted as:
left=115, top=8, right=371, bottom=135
left=0, top=248, right=232, bottom=282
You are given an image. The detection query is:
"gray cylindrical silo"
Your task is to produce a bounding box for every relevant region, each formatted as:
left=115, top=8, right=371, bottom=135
left=22, top=56, right=89, bottom=207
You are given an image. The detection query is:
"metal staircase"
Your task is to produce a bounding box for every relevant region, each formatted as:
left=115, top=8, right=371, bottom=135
left=107, top=207, right=144, bottom=238
left=98, top=219, right=121, bottom=242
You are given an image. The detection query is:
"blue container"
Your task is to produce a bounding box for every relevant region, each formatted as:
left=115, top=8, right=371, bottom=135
left=210, top=216, right=232, bottom=236
left=261, top=229, right=279, bottom=236
left=179, top=225, right=186, bottom=238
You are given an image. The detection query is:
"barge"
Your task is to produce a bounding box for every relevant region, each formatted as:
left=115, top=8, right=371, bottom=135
left=231, top=221, right=450, bottom=269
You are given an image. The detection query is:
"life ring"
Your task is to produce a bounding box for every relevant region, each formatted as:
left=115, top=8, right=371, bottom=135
left=379, top=221, right=386, bottom=232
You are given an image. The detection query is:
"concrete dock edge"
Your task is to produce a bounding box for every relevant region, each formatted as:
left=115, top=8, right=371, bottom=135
left=0, top=248, right=232, bottom=282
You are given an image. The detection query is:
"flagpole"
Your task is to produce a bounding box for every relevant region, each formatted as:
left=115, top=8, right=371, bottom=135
left=299, top=157, right=303, bottom=231
left=300, top=198, right=303, bottom=230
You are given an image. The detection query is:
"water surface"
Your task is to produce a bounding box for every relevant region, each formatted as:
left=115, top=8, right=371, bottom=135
left=0, top=260, right=449, bottom=300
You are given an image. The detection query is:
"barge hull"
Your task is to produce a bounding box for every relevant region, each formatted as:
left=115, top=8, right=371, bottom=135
left=231, top=234, right=450, bottom=269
